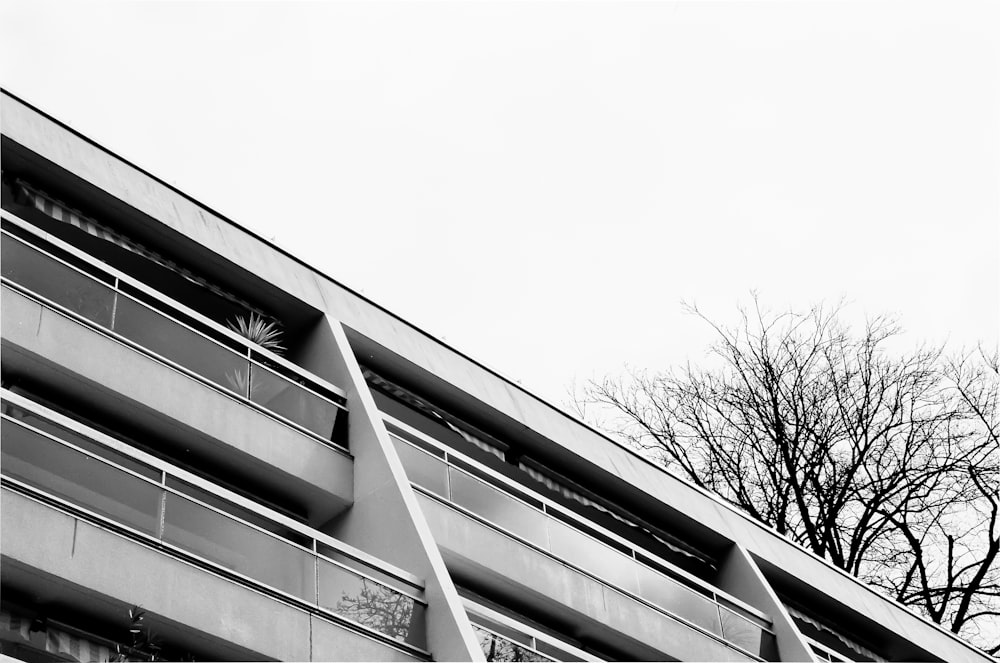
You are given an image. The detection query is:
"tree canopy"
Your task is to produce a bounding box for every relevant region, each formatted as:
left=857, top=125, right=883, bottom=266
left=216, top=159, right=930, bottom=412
left=579, top=299, right=999, bottom=654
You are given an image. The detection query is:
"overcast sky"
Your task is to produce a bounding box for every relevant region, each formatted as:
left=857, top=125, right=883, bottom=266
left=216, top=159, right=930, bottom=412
left=2, top=1, right=997, bottom=407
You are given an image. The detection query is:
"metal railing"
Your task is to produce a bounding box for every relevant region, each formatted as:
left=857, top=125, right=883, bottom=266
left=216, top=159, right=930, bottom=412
left=472, top=625, right=555, bottom=663
left=1, top=226, right=346, bottom=446
left=0, top=400, right=426, bottom=650
left=390, top=428, right=776, bottom=659
left=463, top=599, right=602, bottom=663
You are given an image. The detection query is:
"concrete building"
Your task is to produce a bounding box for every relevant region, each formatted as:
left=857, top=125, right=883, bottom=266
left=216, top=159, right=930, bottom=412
left=0, top=89, right=992, bottom=663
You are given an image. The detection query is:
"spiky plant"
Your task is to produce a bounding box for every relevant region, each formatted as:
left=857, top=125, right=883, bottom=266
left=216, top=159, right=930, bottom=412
left=227, top=312, right=286, bottom=355
left=225, top=368, right=255, bottom=399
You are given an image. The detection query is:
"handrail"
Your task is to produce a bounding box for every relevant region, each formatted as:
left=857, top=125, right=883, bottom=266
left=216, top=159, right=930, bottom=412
left=384, top=412, right=769, bottom=623
left=462, top=598, right=601, bottom=663
left=805, top=637, right=852, bottom=663
left=0, top=389, right=421, bottom=591
left=470, top=624, right=555, bottom=662
left=0, top=212, right=348, bottom=403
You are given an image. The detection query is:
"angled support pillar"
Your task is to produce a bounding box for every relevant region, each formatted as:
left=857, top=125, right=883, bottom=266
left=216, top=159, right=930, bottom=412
left=301, top=317, right=484, bottom=662
left=717, top=542, right=818, bottom=662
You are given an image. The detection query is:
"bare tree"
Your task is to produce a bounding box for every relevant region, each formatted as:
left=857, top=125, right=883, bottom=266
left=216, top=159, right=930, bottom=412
left=579, top=298, right=999, bottom=653
left=926, top=348, right=1000, bottom=652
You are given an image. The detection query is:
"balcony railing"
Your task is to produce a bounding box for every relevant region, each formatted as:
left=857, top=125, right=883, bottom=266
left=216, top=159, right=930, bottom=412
left=0, top=396, right=426, bottom=651
left=389, top=424, right=777, bottom=659
left=463, top=601, right=599, bottom=663
left=472, top=625, right=555, bottom=663
left=0, top=224, right=346, bottom=446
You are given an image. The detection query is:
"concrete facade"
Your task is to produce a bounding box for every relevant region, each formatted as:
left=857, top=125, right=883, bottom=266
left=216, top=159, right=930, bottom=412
left=0, top=89, right=993, bottom=662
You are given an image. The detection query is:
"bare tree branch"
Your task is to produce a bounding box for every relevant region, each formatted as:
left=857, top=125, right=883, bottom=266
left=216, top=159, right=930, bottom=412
left=576, top=297, right=1000, bottom=653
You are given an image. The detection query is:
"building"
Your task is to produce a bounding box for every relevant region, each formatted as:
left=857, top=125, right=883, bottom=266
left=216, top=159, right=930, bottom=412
left=0, top=89, right=991, bottom=663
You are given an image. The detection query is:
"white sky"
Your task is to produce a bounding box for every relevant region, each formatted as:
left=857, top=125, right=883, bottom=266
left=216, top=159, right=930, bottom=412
left=2, top=0, right=998, bottom=407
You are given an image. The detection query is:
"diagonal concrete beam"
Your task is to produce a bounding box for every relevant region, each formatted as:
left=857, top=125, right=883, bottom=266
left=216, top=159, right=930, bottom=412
left=717, top=542, right=818, bottom=662
left=300, top=317, right=484, bottom=662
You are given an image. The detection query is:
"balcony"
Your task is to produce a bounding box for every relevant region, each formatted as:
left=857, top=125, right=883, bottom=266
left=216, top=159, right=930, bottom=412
left=389, top=425, right=777, bottom=661
left=0, top=224, right=353, bottom=523
left=0, top=397, right=428, bottom=660
left=0, top=224, right=346, bottom=442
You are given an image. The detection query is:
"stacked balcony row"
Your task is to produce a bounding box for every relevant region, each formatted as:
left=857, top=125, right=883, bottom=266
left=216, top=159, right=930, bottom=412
left=1, top=393, right=427, bottom=654
left=388, top=421, right=778, bottom=661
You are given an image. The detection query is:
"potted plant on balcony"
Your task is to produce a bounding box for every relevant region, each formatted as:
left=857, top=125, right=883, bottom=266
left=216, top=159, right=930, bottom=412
left=224, top=312, right=286, bottom=400
left=226, top=312, right=286, bottom=355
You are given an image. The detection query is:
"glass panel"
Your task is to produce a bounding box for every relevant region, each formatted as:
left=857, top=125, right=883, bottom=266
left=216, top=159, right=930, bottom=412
left=449, top=469, right=548, bottom=547
left=317, top=558, right=425, bottom=647
left=720, top=607, right=764, bottom=655
left=249, top=364, right=339, bottom=439
left=473, top=626, right=553, bottom=662
left=394, top=439, right=449, bottom=497
left=546, top=518, right=639, bottom=594
left=112, top=295, right=249, bottom=390
left=533, top=639, right=581, bottom=662
left=468, top=615, right=532, bottom=646
left=161, top=492, right=313, bottom=601
left=316, top=544, right=415, bottom=595
left=2, top=238, right=115, bottom=326
left=635, top=563, right=722, bottom=635
left=1, top=406, right=160, bottom=481
left=165, top=477, right=311, bottom=547
left=0, top=420, right=161, bottom=535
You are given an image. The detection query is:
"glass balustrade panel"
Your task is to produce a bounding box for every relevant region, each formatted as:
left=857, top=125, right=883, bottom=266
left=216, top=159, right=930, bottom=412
left=317, top=558, right=425, bottom=647
left=1, top=421, right=161, bottom=535
left=634, top=563, right=723, bottom=635
left=2, top=239, right=116, bottom=327
left=165, top=476, right=311, bottom=546
left=112, top=296, right=249, bottom=390
left=720, top=607, right=766, bottom=657
left=546, top=518, right=640, bottom=594
left=393, top=439, right=449, bottom=497
left=248, top=364, right=338, bottom=439
left=161, top=492, right=314, bottom=601
left=2, top=406, right=160, bottom=481
left=472, top=627, right=554, bottom=663
left=316, top=543, right=426, bottom=612
left=468, top=615, right=531, bottom=647
left=448, top=469, right=548, bottom=547
left=533, top=639, right=582, bottom=662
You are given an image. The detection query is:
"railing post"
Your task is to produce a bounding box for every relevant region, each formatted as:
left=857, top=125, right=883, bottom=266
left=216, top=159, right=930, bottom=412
left=157, top=472, right=167, bottom=540
left=111, top=277, right=120, bottom=330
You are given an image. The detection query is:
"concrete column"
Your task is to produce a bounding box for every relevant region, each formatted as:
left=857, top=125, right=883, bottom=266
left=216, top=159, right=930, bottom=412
left=298, top=318, right=483, bottom=662
left=716, top=543, right=818, bottom=662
